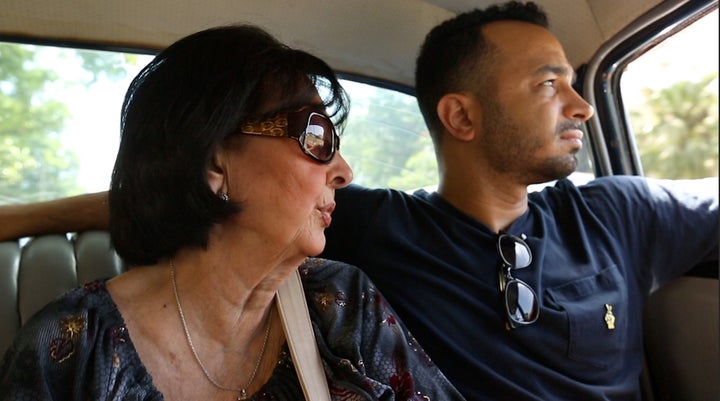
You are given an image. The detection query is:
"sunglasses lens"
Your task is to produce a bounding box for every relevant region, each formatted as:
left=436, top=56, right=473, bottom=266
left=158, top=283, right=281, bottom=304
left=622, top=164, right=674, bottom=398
left=505, top=279, right=539, bottom=326
left=498, top=234, right=532, bottom=269
left=303, top=113, right=336, bottom=162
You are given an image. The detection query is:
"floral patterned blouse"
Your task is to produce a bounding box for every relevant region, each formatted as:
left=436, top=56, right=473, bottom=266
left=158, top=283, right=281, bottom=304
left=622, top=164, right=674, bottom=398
left=0, top=258, right=465, bottom=401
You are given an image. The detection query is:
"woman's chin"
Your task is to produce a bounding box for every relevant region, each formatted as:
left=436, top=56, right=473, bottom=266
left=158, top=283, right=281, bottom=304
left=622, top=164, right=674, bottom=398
left=304, top=236, right=326, bottom=258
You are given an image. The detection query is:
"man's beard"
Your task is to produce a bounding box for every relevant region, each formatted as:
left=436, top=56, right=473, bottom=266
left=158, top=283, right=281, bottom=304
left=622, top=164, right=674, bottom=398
left=480, top=100, right=578, bottom=185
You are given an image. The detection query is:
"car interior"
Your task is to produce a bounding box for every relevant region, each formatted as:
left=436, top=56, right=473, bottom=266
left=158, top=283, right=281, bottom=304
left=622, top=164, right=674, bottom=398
left=0, top=0, right=717, bottom=400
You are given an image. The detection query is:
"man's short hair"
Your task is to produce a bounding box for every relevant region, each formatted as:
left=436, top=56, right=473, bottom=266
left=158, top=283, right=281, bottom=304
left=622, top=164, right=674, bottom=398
left=415, top=1, right=548, bottom=141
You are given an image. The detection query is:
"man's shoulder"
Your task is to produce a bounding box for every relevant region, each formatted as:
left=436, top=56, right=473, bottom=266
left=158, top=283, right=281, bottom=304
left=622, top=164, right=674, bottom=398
left=342, top=184, right=443, bottom=208
left=337, top=184, right=421, bottom=201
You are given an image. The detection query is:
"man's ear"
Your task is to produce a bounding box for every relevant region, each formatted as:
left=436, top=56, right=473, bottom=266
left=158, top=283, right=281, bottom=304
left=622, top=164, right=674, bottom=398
left=436, top=93, right=477, bottom=141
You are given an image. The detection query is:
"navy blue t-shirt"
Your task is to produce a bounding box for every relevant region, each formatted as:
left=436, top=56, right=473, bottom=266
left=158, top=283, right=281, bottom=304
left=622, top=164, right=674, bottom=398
left=321, top=176, right=718, bottom=400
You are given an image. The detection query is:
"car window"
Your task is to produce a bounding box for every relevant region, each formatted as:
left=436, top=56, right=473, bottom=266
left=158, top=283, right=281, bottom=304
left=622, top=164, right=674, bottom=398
left=338, top=80, right=437, bottom=191
left=620, top=9, right=718, bottom=179
left=0, top=42, right=439, bottom=204
left=1, top=42, right=443, bottom=204
left=0, top=42, right=153, bottom=204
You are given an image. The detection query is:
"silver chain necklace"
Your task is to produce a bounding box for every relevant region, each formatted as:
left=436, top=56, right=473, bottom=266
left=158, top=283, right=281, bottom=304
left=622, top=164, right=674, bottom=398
left=170, top=262, right=272, bottom=400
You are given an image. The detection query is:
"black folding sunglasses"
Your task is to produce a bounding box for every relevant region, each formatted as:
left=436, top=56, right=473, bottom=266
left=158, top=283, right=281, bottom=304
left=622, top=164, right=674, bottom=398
left=240, top=108, right=339, bottom=163
left=497, top=233, right=540, bottom=329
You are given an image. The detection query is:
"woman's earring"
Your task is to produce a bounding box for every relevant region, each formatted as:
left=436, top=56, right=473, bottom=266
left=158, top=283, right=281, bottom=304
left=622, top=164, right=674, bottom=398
left=218, top=191, right=229, bottom=202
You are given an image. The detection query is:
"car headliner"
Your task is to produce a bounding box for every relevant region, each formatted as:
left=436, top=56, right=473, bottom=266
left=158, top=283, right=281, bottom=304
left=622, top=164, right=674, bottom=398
left=1, top=0, right=663, bottom=89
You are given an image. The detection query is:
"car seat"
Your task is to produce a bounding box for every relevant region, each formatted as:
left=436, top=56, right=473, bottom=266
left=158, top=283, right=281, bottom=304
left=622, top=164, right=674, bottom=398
left=641, top=274, right=719, bottom=401
left=0, top=232, right=126, bottom=356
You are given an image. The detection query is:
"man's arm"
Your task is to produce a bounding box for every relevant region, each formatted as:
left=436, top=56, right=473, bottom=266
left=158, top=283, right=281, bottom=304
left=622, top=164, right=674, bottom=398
left=0, top=192, right=109, bottom=241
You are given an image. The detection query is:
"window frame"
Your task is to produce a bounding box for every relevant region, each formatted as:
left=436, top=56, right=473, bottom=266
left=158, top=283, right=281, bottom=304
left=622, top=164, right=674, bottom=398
left=582, top=0, right=718, bottom=177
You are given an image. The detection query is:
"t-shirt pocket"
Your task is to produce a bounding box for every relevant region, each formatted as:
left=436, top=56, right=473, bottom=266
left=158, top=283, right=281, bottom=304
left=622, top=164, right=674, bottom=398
left=544, top=265, right=628, bottom=368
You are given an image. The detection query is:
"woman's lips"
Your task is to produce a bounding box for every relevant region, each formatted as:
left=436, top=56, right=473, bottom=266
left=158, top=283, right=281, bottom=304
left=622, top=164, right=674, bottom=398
left=318, top=202, right=335, bottom=227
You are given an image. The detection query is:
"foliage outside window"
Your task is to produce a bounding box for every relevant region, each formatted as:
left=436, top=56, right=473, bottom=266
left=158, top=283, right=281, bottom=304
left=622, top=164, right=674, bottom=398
left=0, top=43, right=442, bottom=204
left=621, top=10, right=719, bottom=179
left=339, top=81, right=437, bottom=191
left=0, top=42, right=151, bottom=204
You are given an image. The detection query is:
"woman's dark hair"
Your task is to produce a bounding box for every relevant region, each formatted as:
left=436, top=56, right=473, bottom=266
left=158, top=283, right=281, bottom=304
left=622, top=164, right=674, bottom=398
left=414, top=1, right=548, bottom=142
left=110, top=24, right=349, bottom=265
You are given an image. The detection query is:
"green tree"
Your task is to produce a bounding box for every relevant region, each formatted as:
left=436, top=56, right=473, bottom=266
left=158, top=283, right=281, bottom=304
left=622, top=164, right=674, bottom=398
left=76, top=49, right=138, bottom=83
left=0, top=43, right=77, bottom=204
left=341, top=86, right=438, bottom=191
left=0, top=43, right=135, bottom=204
left=630, top=73, right=719, bottom=179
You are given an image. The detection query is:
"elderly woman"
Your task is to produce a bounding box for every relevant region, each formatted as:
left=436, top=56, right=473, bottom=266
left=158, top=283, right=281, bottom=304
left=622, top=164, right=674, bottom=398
left=0, top=25, right=464, bottom=400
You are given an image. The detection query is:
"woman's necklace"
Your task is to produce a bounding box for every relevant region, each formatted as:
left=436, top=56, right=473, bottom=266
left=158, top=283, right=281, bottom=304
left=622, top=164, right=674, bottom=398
left=170, top=262, right=272, bottom=400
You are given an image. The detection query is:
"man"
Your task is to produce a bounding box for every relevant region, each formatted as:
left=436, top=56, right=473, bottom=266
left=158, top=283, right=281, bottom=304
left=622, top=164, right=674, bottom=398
left=326, top=2, right=717, bottom=399
left=1, top=2, right=717, bottom=399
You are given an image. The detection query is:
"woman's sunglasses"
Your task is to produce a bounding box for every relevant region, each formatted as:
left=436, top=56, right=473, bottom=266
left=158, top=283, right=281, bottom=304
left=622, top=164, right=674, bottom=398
left=497, top=233, right=540, bottom=329
left=240, top=109, right=339, bottom=163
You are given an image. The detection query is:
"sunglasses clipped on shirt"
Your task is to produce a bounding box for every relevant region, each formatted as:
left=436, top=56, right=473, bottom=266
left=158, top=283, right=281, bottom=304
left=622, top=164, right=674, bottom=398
left=497, top=233, right=540, bottom=329
left=240, top=108, right=339, bottom=163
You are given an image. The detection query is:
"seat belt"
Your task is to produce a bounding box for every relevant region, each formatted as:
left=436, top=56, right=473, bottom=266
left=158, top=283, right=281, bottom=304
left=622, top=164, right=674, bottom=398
left=276, top=268, right=332, bottom=400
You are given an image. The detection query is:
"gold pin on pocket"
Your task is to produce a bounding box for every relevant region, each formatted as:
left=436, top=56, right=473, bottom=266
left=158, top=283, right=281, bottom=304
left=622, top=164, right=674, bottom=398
left=604, top=304, right=616, bottom=330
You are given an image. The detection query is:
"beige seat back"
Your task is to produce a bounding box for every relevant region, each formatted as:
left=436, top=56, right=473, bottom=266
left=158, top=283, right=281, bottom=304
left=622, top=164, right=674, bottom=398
left=642, top=275, right=719, bottom=401
left=0, top=231, right=126, bottom=356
